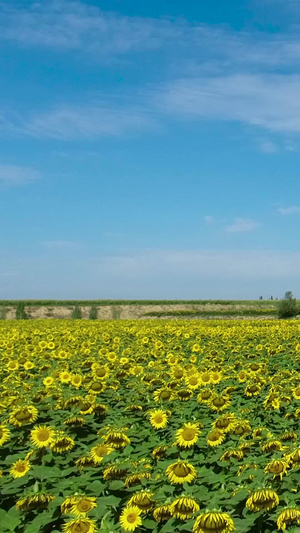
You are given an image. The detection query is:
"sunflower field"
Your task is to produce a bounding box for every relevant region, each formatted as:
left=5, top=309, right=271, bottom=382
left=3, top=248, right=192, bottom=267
left=2, top=319, right=300, bottom=533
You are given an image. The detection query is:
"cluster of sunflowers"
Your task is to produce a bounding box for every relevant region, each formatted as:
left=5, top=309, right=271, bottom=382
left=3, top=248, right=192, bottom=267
left=2, top=319, right=300, bottom=533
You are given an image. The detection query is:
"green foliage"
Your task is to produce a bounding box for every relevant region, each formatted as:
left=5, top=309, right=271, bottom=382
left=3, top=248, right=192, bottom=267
left=89, top=305, right=98, bottom=320
left=71, top=304, right=82, bottom=319
left=15, top=302, right=27, bottom=320
left=143, top=308, right=277, bottom=318
left=278, top=291, right=299, bottom=318
left=0, top=299, right=280, bottom=307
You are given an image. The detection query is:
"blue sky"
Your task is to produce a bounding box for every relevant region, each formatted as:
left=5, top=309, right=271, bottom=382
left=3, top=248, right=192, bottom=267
left=1, top=0, right=300, bottom=299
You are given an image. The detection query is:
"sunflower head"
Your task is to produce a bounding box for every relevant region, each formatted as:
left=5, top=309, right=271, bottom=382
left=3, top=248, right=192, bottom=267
left=119, top=506, right=142, bottom=532
left=30, top=425, right=55, bottom=448
left=193, top=511, right=235, bottom=533
left=246, top=488, right=279, bottom=512
left=277, top=507, right=300, bottom=530
left=170, top=496, right=200, bottom=520
left=165, top=460, right=197, bottom=485
left=175, top=423, right=201, bottom=448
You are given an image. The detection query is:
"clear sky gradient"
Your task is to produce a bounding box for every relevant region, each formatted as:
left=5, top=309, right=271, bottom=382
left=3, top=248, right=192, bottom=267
left=1, top=0, right=300, bottom=299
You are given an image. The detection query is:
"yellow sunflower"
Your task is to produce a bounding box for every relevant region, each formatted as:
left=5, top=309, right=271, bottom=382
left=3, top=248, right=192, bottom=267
left=193, top=511, right=235, bottom=533
left=175, top=422, right=201, bottom=448
left=149, top=409, right=169, bottom=429
left=71, top=497, right=97, bottom=517
left=89, top=443, right=114, bottom=464
left=165, top=460, right=197, bottom=484
left=10, top=459, right=31, bottom=479
left=119, top=506, right=142, bottom=531
left=30, top=425, right=55, bottom=448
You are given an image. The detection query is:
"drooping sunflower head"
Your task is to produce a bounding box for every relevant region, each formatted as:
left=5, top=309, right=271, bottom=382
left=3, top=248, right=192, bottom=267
left=176, top=388, right=194, bottom=401
left=207, top=430, right=225, bottom=447
left=209, top=395, right=231, bottom=412
left=50, top=432, right=75, bottom=453
left=170, top=496, right=200, bottom=520
left=127, top=491, right=154, bottom=511
left=264, top=459, right=289, bottom=479
left=0, top=424, right=10, bottom=446
left=277, top=507, right=300, bottom=531
left=193, top=511, right=235, bottom=533
left=9, top=405, right=38, bottom=426
left=153, top=504, right=173, bottom=522
left=261, top=439, right=284, bottom=453
left=175, top=423, right=201, bottom=448
left=153, top=387, right=173, bottom=403
left=293, top=386, right=300, bottom=400
left=197, top=389, right=213, bottom=404
left=246, top=488, right=279, bottom=512
left=62, top=517, right=97, bottom=533
left=165, top=460, right=197, bottom=485
left=212, top=413, right=235, bottom=433
left=17, top=492, right=55, bottom=512
left=104, top=430, right=130, bottom=448
left=220, top=449, right=244, bottom=462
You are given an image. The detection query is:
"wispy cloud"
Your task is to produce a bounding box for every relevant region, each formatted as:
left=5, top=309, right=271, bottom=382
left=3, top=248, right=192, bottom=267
left=3, top=1, right=300, bottom=69
left=0, top=164, right=40, bottom=186
left=153, top=74, right=300, bottom=134
left=4, top=2, right=300, bottom=142
left=0, top=1, right=181, bottom=56
left=225, top=218, right=258, bottom=233
left=204, top=215, right=215, bottom=224
left=42, top=240, right=82, bottom=250
left=257, top=139, right=277, bottom=153
left=8, top=101, right=156, bottom=140
left=278, top=206, right=300, bottom=214
left=98, top=249, right=300, bottom=280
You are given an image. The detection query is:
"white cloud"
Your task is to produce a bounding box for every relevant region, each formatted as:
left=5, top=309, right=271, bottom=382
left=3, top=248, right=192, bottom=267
left=3, top=1, right=300, bottom=70
left=153, top=74, right=300, bottom=134
left=97, top=249, right=300, bottom=281
left=2, top=248, right=300, bottom=299
left=278, top=206, right=300, bottom=214
left=204, top=215, right=215, bottom=224
left=0, top=164, right=40, bottom=185
left=0, top=1, right=181, bottom=55
left=225, top=218, right=258, bottom=233
left=42, top=240, right=82, bottom=250
left=258, top=139, right=277, bottom=153
left=14, top=102, right=156, bottom=140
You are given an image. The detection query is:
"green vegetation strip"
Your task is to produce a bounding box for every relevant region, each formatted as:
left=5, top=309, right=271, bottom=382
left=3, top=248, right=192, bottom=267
left=143, top=309, right=278, bottom=318
left=0, top=299, right=278, bottom=307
